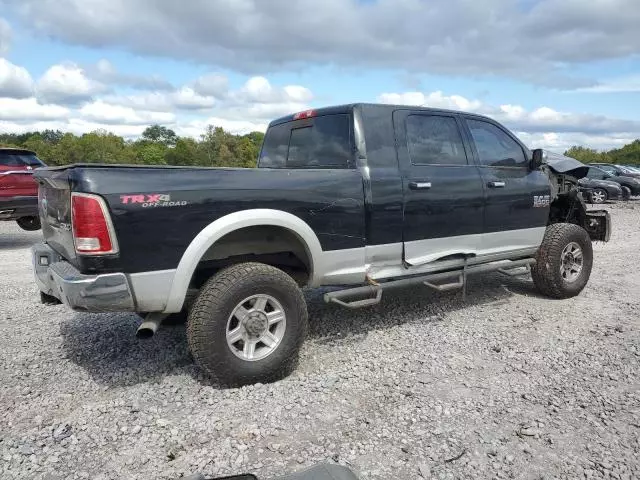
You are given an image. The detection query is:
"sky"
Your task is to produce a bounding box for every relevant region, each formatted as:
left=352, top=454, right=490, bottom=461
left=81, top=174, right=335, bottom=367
left=0, top=0, right=639, bottom=153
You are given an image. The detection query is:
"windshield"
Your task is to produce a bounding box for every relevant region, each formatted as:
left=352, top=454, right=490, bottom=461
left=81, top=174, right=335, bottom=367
left=0, top=151, right=44, bottom=167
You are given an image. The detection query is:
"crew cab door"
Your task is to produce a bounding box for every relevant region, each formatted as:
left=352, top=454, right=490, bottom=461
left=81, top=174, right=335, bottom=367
left=393, top=110, right=485, bottom=266
left=461, top=117, right=550, bottom=253
left=0, top=150, right=42, bottom=199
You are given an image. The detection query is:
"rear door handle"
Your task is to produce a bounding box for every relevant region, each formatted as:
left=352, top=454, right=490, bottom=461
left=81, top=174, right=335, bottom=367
left=488, top=181, right=506, bottom=188
left=409, top=181, right=432, bottom=190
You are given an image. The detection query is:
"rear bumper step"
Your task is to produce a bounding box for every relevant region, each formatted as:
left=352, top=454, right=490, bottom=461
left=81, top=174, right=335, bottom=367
left=32, top=242, right=135, bottom=312
left=324, top=258, right=536, bottom=309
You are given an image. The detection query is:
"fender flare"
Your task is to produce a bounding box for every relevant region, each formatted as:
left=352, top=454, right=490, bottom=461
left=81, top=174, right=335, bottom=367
left=163, top=209, right=323, bottom=312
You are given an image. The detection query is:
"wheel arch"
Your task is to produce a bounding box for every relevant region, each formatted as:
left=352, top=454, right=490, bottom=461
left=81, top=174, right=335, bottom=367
left=164, top=209, right=323, bottom=313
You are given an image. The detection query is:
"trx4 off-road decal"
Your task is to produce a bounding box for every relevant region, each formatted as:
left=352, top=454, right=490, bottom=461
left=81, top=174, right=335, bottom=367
left=120, top=194, right=188, bottom=208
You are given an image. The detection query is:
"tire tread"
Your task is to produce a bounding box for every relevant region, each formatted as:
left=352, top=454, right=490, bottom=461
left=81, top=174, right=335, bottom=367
left=531, top=223, right=593, bottom=299
left=187, top=262, right=307, bottom=387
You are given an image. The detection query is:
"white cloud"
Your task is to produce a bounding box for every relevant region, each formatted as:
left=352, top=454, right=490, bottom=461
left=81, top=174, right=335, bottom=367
left=90, top=59, right=174, bottom=91
left=377, top=90, right=640, bottom=151
left=378, top=91, right=483, bottom=112
left=192, top=73, right=228, bottom=98
left=0, top=18, right=10, bottom=55
left=575, top=75, right=640, bottom=93
left=171, top=87, right=216, bottom=110
left=106, top=75, right=310, bottom=121
left=104, top=87, right=216, bottom=113
left=37, top=63, right=106, bottom=105
left=0, top=97, right=68, bottom=121
left=230, top=76, right=313, bottom=105
left=177, top=117, right=268, bottom=138
left=7, top=0, right=640, bottom=87
left=0, top=58, right=34, bottom=98
left=79, top=100, right=175, bottom=125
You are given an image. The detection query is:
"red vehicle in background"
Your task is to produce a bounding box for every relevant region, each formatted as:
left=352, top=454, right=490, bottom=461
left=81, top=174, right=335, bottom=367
left=0, top=148, right=45, bottom=231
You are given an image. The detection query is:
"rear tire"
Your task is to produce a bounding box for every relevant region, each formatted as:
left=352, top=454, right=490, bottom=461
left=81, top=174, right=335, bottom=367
left=621, top=186, right=631, bottom=201
left=16, top=216, right=41, bottom=231
left=531, top=223, right=593, bottom=299
left=187, top=262, right=308, bottom=387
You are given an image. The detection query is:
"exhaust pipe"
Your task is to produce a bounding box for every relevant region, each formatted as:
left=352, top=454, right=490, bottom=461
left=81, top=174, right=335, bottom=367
left=136, top=313, right=168, bottom=339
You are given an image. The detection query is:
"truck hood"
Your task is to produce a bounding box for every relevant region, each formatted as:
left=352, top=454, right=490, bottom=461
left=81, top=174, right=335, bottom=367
left=543, top=150, right=589, bottom=179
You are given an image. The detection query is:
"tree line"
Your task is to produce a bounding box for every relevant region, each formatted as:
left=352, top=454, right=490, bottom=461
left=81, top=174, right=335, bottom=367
left=0, top=125, right=265, bottom=168
left=564, top=141, right=640, bottom=165
left=1, top=124, right=639, bottom=167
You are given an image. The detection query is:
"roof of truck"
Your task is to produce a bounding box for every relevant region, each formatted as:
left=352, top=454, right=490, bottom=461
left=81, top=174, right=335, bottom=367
left=269, top=102, right=495, bottom=127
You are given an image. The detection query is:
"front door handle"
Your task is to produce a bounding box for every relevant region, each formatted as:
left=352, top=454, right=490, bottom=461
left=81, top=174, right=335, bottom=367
left=409, top=181, right=432, bottom=190
left=488, top=181, right=506, bottom=188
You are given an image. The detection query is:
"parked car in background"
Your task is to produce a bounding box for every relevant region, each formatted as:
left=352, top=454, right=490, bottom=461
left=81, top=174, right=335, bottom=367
left=584, top=166, right=640, bottom=197
left=578, top=176, right=623, bottom=203
left=622, top=165, right=640, bottom=174
left=588, top=162, right=640, bottom=179
left=0, top=148, right=45, bottom=231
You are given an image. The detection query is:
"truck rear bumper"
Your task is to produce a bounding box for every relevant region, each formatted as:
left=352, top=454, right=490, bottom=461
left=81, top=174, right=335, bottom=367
left=32, top=243, right=135, bottom=312
left=0, top=196, right=38, bottom=220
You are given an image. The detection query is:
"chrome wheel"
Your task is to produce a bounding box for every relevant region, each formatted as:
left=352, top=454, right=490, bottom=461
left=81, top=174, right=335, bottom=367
left=591, top=189, right=606, bottom=204
left=560, top=242, right=583, bottom=283
left=226, top=294, right=286, bottom=362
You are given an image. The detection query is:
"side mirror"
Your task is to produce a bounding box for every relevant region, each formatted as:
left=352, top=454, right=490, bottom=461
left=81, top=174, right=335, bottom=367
left=530, top=148, right=545, bottom=170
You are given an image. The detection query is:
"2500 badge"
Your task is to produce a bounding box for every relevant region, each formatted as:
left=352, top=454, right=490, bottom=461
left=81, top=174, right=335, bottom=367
left=120, top=194, right=187, bottom=208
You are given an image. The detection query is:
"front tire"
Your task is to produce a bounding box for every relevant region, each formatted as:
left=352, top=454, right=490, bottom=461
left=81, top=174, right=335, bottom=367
left=16, top=216, right=41, bottom=231
left=531, top=223, right=593, bottom=299
left=590, top=188, right=607, bottom=204
left=187, top=262, right=308, bottom=387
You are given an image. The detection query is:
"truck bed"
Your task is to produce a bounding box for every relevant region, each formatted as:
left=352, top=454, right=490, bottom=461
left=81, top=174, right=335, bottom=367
left=35, top=164, right=366, bottom=275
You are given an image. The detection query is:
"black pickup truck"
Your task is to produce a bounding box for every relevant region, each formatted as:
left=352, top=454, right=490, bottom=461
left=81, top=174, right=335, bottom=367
left=32, top=103, right=610, bottom=386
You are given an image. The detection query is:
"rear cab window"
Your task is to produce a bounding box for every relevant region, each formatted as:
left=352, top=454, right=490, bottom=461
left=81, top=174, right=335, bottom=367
left=405, top=114, right=468, bottom=166
left=259, top=114, right=353, bottom=169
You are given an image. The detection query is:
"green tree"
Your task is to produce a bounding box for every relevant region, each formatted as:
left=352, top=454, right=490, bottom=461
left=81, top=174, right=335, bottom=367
left=142, top=125, right=178, bottom=147
left=563, top=146, right=604, bottom=164
left=22, top=135, right=54, bottom=164
left=608, top=139, right=640, bottom=166
left=134, top=142, right=167, bottom=165
left=165, top=138, right=203, bottom=166
left=77, top=130, right=126, bottom=163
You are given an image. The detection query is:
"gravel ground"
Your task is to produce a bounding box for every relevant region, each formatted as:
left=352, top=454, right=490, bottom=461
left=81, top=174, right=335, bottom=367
left=1, top=203, right=639, bottom=480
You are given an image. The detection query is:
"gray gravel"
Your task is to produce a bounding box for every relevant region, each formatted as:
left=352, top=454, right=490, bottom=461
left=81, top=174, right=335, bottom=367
left=1, top=203, right=639, bottom=480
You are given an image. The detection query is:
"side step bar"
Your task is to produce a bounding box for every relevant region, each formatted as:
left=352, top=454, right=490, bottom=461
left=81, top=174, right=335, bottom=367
left=324, top=258, right=535, bottom=309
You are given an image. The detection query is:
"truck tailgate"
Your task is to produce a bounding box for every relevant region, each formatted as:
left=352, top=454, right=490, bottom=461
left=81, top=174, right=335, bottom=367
left=35, top=168, right=77, bottom=263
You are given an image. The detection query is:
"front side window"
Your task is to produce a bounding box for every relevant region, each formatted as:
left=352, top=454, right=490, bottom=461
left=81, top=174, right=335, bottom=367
left=406, top=115, right=467, bottom=165
left=259, top=114, right=352, bottom=169
left=466, top=119, right=527, bottom=168
left=587, top=168, right=607, bottom=180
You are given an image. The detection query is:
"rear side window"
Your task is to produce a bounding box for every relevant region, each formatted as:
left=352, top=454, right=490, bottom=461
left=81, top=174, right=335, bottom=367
left=0, top=152, right=43, bottom=167
left=259, top=114, right=352, bottom=169
left=466, top=119, right=527, bottom=168
left=406, top=115, right=467, bottom=165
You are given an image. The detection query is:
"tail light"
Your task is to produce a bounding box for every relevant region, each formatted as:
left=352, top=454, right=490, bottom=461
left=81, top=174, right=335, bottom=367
left=71, top=192, right=118, bottom=255
left=293, top=109, right=316, bottom=120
